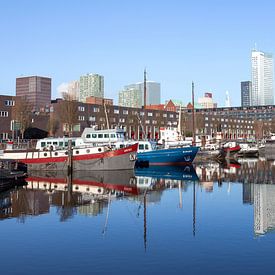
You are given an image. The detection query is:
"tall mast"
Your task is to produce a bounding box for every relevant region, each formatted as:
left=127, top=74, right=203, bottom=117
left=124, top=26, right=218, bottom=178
left=192, top=81, right=196, bottom=146
left=143, top=68, right=147, bottom=108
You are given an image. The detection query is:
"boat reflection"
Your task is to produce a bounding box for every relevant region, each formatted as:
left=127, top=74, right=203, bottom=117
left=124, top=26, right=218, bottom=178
left=0, top=170, right=138, bottom=222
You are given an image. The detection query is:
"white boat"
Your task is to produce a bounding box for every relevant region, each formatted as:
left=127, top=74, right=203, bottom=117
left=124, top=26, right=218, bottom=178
left=0, top=136, right=138, bottom=171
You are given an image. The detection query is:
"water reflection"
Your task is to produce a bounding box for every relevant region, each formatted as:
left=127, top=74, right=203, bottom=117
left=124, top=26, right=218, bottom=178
left=0, top=159, right=275, bottom=237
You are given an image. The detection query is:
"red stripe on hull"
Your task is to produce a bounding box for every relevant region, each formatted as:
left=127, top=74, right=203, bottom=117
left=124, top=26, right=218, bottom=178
left=18, top=143, right=138, bottom=164
left=26, top=176, right=139, bottom=195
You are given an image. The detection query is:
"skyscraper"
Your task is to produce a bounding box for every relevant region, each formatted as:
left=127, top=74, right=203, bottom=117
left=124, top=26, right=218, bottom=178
left=119, top=81, right=160, bottom=108
left=16, top=76, right=51, bottom=111
left=251, top=50, right=274, bottom=106
left=241, top=81, right=252, bottom=107
left=79, top=73, right=104, bottom=102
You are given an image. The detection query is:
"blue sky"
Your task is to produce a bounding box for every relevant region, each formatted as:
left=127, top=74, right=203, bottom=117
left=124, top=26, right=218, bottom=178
left=1, top=0, right=275, bottom=106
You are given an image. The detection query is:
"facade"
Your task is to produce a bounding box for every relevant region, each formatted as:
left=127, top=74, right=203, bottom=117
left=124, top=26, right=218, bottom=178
left=251, top=50, right=274, bottom=106
left=86, top=96, right=113, bottom=106
left=67, top=80, right=80, bottom=100
left=241, top=81, right=252, bottom=107
left=16, top=76, right=51, bottom=111
left=79, top=73, right=104, bottom=102
left=197, top=93, right=217, bottom=109
left=119, top=81, right=161, bottom=108
left=0, top=95, right=15, bottom=140
left=119, top=88, right=142, bottom=108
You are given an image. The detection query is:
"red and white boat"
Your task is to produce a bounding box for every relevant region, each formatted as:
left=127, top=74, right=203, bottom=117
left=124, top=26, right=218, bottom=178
left=0, top=141, right=138, bottom=171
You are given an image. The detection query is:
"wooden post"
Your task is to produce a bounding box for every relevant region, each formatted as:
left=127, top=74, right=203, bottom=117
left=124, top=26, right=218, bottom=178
left=67, top=139, right=73, bottom=176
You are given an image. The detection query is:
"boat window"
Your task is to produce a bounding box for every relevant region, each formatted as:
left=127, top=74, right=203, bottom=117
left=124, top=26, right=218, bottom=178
left=59, top=142, right=63, bottom=146
left=145, top=144, right=149, bottom=150
left=98, top=134, right=103, bottom=138
left=104, top=134, right=109, bottom=138
left=86, top=149, right=90, bottom=153
left=53, top=142, right=58, bottom=145
left=75, top=150, right=79, bottom=154
left=65, top=142, right=68, bottom=146
left=44, top=153, right=47, bottom=157
left=120, top=144, right=124, bottom=148
left=86, top=134, right=91, bottom=138
left=139, top=144, right=144, bottom=150
left=47, top=141, right=52, bottom=145
left=65, top=151, right=68, bottom=155
left=98, top=148, right=102, bottom=152
left=72, top=141, right=76, bottom=146
left=111, top=134, right=116, bottom=138
left=41, top=142, right=46, bottom=147
left=54, top=152, right=58, bottom=156
left=92, top=134, right=97, bottom=138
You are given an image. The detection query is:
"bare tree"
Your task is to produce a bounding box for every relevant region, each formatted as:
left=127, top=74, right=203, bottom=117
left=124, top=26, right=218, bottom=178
left=59, top=92, right=78, bottom=137
left=47, top=114, right=59, bottom=137
left=12, top=96, right=33, bottom=138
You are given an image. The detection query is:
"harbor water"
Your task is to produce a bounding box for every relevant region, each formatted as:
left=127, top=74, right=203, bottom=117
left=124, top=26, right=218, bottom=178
left=0, top=158, right=275, bottom=275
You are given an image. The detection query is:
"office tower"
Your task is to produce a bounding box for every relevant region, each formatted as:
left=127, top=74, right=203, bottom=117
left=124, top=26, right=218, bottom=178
left=119, top=87, right=142, bottom=108
left=79, top=73, right=104, bottom=102
left=251, top=50, right=274, bottom=106
left=67, top=80, right=80, bottom=100
left=16, top=76, right=51, bottom=111
left=241, top=81, right=252, bottom=107
left=119, top=81, right=160, bottom=108
left=197, top=92, right=217, bottom=108
left=225, top=91, right=231, bottom=107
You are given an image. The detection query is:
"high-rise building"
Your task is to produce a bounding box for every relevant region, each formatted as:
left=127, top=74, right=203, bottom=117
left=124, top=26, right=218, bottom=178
left=79, top=73, right=104, bottom=102
left=241, top=81, right=252, bottom=107
left=67, top=80, right=80, bottom=100
left=119, top=81, right=160, bottom=108
left=119, top=88, right=142, bottom=108
left=197, top=92, right=217, bottom=108
left=16, top=76, right=51, bottom=111
left=225, top=91, right=231, bottom=107
left=251, top=50, right=274, bottom=106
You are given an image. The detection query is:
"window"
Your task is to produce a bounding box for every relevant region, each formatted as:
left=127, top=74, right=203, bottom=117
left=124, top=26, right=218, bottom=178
left=148, top=112, right=153, bottom=117
left=86, top=134, right=91, bottom=138
left=89, top=116, right=96, bottom=121
left=93, top=107, right=100, bottom=112
left=104, top=134, right=109, bottom=138
left=169, top=114, right=174, bottom=118
left=78, top=116, right=85, bottom=121
left=114, top=109, right=119, bottom=114
left=4, top=100, right=14, bottom=106
left=163, top=113, right=167, bottom=118
left=119, top=118, right=125, bottom=123
left=123, top=110, right=128, bottom=115
left=78, top=106, right=85, bottom=112
left=0, top=111, right=8, bottom=117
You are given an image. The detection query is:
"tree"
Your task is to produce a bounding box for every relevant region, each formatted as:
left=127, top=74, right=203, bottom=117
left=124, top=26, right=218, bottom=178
left=59, top=92, right=78, bottom=137
left=47, top=114, right=59, bottom=137
left=12, top=96, right=33, bottom=138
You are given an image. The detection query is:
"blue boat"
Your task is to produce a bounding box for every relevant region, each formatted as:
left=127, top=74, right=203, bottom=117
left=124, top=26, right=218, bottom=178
left=135, top=141, right=199, bottom=167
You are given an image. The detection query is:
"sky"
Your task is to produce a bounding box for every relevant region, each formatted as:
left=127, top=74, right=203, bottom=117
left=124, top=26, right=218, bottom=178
left=1, top=0, right=275, bottom=107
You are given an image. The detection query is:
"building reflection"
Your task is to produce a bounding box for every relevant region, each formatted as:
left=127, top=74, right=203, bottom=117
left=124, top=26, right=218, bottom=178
left=196, top=158, right=275, bottom=236
left=1, top=159, right=275, bottom=236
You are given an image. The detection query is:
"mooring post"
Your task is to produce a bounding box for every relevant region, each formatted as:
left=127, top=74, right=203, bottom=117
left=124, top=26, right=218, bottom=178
left=67, top=139, right=73, bottom=176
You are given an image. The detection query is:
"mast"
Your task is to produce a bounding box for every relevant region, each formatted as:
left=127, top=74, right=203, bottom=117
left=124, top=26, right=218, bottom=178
left=192, top=82, right=196, bottom=146
left=143, top=68, right=147, bottom=108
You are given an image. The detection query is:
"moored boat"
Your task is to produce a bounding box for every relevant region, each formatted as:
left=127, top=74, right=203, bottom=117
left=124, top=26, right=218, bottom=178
left=79, top=127, right=200, bottom=166
left=0, top=142, right=138, bottom=171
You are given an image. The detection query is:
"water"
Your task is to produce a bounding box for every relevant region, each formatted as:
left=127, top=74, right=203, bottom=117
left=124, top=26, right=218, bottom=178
left=0, top=158, right=275, bottom=275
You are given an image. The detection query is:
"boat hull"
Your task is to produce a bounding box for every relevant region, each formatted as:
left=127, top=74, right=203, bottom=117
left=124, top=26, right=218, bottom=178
left=136, top=146, right=199, bottom=166
left=0, top=144, right=138, bottom=171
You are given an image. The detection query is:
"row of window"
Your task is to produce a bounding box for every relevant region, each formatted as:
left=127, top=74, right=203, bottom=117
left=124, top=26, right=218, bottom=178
left=84, top=106, right=177, bottom=118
